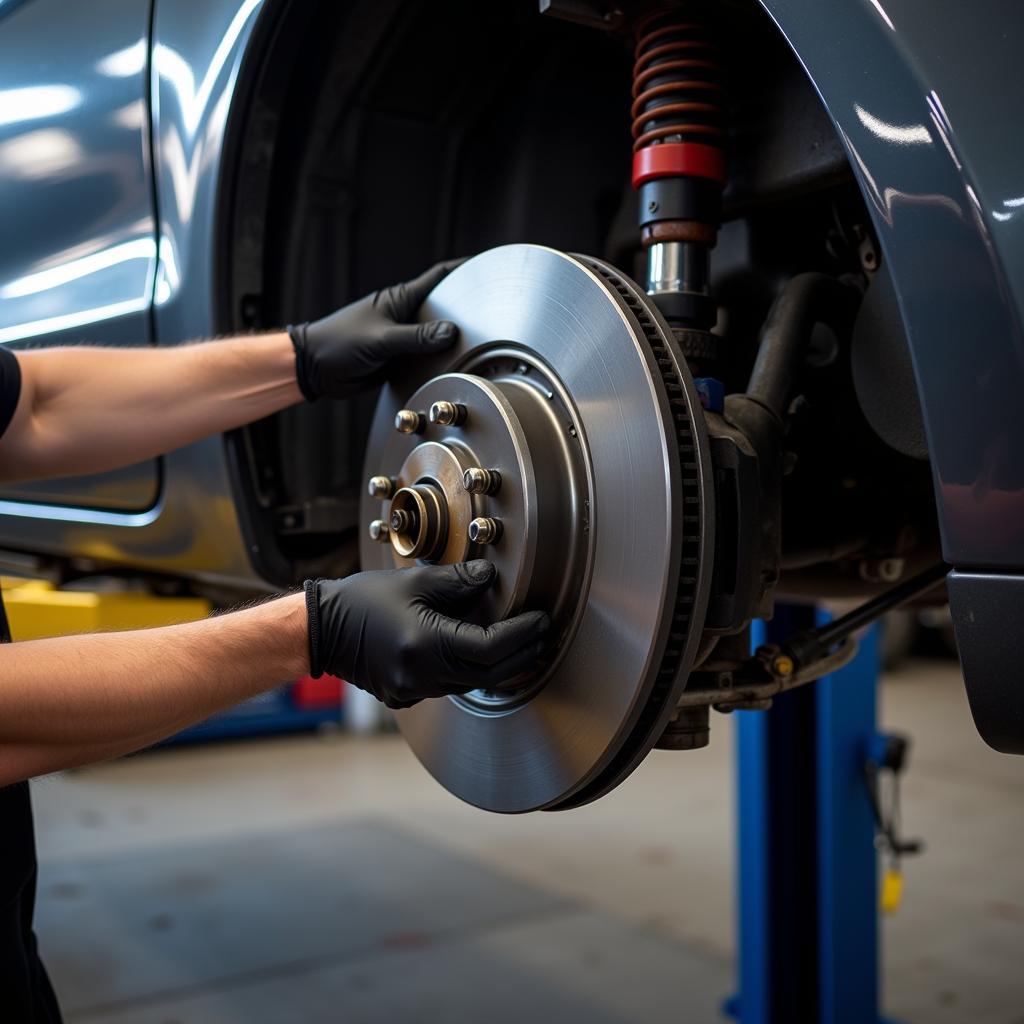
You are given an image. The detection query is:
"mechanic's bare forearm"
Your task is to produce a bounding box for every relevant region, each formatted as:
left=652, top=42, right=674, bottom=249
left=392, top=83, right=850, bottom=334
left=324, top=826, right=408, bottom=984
left=0, top=333, right=301, bottom=482
left=0, top=592, right=308, bottom=786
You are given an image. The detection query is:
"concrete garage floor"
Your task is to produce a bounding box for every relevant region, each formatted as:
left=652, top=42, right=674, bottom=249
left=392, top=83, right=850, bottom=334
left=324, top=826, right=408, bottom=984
left=29, top=659, right=1024, bottom=1024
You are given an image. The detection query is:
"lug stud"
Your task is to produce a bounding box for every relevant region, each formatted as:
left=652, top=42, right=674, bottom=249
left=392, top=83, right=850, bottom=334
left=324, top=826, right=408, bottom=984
left=395, top=409, right=425, bottom=434
left=429, top=400, right=467, bottom=427
left=369, top=519, right=390, bottom=543
left=462, top=467, right=501, bottom=495
left=368, top=475, right=396, bottom=499
left=468, top=516, right=502, bottom=545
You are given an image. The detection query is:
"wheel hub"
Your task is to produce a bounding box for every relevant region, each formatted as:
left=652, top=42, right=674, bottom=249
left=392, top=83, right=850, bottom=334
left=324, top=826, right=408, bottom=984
left=359, top=244, right=714, bottom=812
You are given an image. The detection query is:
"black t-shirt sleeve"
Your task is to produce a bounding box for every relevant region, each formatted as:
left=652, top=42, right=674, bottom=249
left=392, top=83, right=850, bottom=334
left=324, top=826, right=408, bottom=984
left=0, top=352, right=54, bottom=1019
left=0, top=347, right=22, bottom=441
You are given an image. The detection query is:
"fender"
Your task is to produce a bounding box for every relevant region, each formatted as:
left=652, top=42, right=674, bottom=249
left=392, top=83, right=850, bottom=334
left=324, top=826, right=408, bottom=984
left=760, top=0, right=1024, bottom=751
left=143, top=0, right=270, bottom=588
left=761, top=0, right=1024, bottom=568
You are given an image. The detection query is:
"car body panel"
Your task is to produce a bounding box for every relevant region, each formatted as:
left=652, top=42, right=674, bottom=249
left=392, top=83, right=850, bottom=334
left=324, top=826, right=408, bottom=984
left=760, top=0, right=1024, bottom=571
left=759, top=0, right=1024, bottom=751
left=948, top=571, right=1024, bottom=755
left=0, top=0, right=159, bottom=515
left=0, top=0, right=266, bottom=587
left=141, top=0, right=268, bottom=586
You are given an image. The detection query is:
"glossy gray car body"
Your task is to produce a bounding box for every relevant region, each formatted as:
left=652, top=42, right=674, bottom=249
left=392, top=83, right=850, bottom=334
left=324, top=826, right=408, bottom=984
left=758, top=0, right=1024, bottom=751
left=0, top=0, right=1021, bottom=741
left=763, top=0, right=1024, bottom=571
left=0, top=0, right=261, bottom=588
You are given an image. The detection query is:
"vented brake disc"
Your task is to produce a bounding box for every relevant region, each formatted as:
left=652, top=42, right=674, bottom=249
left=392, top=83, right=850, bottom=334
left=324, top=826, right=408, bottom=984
left=359, top=244, right=714, bottom=812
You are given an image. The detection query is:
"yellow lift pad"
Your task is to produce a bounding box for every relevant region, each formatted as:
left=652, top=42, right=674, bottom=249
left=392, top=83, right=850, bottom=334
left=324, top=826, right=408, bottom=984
left=2, top=577, right=211, bottom=641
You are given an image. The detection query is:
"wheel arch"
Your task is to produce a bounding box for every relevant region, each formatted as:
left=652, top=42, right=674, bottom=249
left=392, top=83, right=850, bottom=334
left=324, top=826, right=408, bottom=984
left=760, top=0, right=1024, bottom=753
left=759, top=0, right=1024, bottom=572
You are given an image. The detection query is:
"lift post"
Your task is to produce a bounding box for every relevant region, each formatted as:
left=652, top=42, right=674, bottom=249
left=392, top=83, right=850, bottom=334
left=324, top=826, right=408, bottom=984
left=727, top=605, right=885, bottom=1024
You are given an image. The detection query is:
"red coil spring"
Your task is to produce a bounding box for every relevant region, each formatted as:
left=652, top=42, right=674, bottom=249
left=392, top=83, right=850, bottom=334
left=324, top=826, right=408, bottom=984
left=631, top=8, right=723, bottom=152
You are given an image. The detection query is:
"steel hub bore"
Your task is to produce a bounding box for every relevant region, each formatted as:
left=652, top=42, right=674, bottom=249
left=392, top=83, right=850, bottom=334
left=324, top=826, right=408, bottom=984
left=359, top=244, right=714, bottom=812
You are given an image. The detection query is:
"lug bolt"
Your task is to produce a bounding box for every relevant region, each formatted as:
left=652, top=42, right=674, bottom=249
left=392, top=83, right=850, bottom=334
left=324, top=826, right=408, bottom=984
left=462, top=467, right=501, bottom=495
left=429, top=400, right=467, bottom=427
left=390, top=508, right=415, bottom=533
left=468, top=517, right=502, bottom=545
left=368, top=475, right=395, bottom=499
left=394, top=409, right=425, bottom=434
left=369, top=519, right=390, bottom=543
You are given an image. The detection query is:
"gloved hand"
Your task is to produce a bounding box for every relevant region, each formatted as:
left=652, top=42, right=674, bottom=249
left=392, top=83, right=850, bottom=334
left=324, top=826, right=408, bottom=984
left=303, top=560, right=549, bottom=709
left=288, top=260, right=461, bottom=401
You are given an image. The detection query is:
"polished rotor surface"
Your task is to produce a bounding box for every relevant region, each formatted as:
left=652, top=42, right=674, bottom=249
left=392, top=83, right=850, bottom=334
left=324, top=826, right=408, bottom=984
left=359, top=245, right=713, bottom=812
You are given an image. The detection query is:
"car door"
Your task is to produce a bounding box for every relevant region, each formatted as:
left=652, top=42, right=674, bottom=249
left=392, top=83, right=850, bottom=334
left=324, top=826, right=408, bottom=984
left=0, top=0, right=159, bottom=524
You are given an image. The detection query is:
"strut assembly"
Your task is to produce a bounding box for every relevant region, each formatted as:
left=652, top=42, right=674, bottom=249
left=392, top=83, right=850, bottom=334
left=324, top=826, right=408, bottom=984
left=632, top=5, right=725, bottom=369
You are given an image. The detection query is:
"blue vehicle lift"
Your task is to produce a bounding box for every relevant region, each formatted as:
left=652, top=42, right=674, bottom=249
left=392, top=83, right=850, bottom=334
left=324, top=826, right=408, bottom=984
left=727, top=605, right=889, bottom=1024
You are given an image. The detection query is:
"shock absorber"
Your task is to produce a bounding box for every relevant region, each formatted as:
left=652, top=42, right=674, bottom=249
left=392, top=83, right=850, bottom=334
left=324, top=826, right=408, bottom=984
left=631, top=4, right=725, bottom=369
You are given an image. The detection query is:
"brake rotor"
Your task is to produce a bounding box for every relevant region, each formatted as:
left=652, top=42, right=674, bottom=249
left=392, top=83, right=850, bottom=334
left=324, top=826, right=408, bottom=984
left=359, top=244, right=714, bottom=812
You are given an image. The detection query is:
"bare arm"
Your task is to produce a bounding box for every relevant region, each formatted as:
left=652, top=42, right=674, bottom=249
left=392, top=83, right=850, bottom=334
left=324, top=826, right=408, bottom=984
left=0, top=261, right=462, bottom=483
left=0, top=333, right=301, bottom=482
left=0, top=593, right=308, bottom=786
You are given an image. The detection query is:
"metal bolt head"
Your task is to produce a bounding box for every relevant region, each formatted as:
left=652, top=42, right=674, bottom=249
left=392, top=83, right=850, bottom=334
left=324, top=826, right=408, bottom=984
left=462, top=467, right=501, bottom=496
left=368, top=519, right=389, bottom=543
left=772, top=654, right=795, bottom=678
left=390, top=508, right=415, bottom=533
left=395, top=409, right=424, bottom=434
left=429, top=400, right=466, bottom=427
left=858, top=557, right=905, bottom=584
left=368, top=475, right=395, bottom=499
left=468, top=516, right=502, bottom=545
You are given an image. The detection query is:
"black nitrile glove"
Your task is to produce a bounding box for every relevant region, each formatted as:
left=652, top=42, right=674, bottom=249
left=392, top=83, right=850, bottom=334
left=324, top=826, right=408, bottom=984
left=288, top=260, right=461, bottom=401
left=303, top=561, right=549, bottom=709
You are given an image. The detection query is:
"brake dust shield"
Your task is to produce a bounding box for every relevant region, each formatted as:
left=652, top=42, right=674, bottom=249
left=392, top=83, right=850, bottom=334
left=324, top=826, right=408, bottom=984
left=359, top=244, right=713, bottom=812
